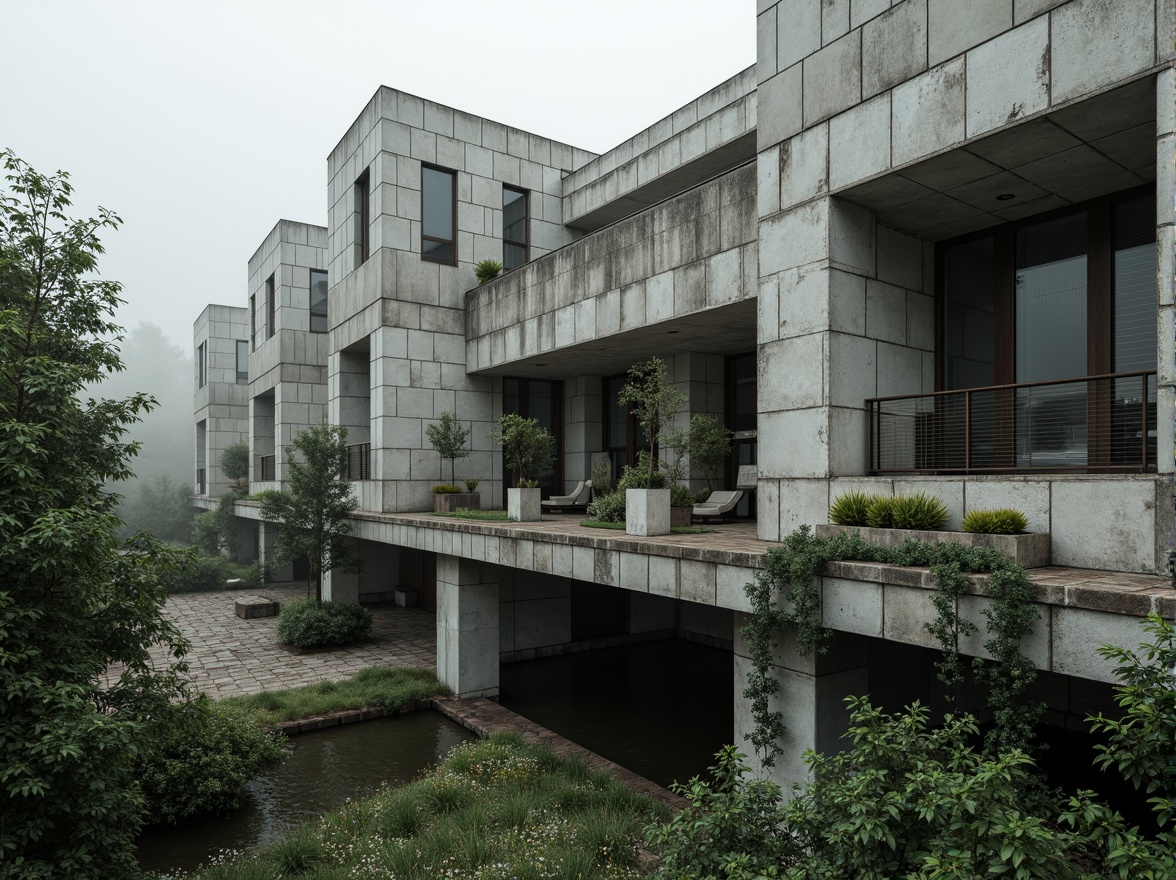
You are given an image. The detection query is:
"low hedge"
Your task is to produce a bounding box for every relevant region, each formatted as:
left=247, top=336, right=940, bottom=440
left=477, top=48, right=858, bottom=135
left=276, top=597, right=373, bottom=648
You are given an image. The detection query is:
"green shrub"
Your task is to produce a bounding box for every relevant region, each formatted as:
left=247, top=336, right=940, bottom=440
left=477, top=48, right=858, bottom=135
left=828, top=490, right=876, bottom=526
left=585, top=454, right=668, bottom=523
left=591, top=457, right=613, bottom=496
left=276, top=598, right=373, bottom=648
left=474, top=258, right=502, bottom=284
left=433, top=483, right=463, bottom=494
left=963, top=507, right=1029, bottom=534
left=890, top=490, right=949, bottom=530
left=670, top=484, right=696, bottom=508
left=162, top=553, right=232, bottom=592
left=463, top=478, right=479, bottom=492
left=865, top=495, right=896, bottom=528
left=645, top=746, right=795, bottom=879
left=137, top=700, right=286, bottom=824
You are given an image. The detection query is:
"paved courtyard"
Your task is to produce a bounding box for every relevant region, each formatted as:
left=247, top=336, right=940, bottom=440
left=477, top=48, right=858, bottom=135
left=143, top=584, right=436, bottom=700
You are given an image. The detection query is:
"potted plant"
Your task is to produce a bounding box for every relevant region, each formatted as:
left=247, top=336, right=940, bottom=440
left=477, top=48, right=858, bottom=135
left=427, top=412, right=479, bottom=512
left=492, top=413, right=555, bottom=522
left=617, top=357, right=686, bottom=537
left=663, top=412, right=734, bottom=526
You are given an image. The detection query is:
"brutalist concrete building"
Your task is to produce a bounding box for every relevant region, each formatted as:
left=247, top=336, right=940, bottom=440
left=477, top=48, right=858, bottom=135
left=195, top=0, right=1176, bottom=791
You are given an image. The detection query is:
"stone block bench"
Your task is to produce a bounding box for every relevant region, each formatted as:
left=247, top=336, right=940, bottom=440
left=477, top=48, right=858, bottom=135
left=234, top=595, right=280, bottom=619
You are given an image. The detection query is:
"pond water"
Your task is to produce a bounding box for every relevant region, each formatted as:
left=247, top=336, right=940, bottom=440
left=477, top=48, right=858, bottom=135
left=135, top=711, right=475, bottom=876
left=499, top=638, right=734, bottom=789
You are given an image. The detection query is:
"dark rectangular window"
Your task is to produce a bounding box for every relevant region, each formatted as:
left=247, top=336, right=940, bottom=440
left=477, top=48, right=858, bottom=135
left=310, top=269, right=328, bottom=333
left=196, top=341, right=207, bottom=388
left=265, top=275, right=275, bottom=340
left=355, top=169, right=370, bottom=265
left=502, top=377, right=562, bottom=495
left=249, top=294, right=257, bottom=350
left=421, top=164, right=456, bottom=265
left=236, top=340, right=249, bottom=383
left=503, top=185, right=528, bottom=270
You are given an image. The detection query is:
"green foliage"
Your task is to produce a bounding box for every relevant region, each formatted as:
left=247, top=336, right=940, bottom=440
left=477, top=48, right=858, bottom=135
left=828, top=489, right=875, bottom=526
left=890, top=490, right=950, bottom=530
left=136, top=699, right=285, bottom=824
left=193, top=489, right=243, bottom=558
left=865, top=494, right=896, bottom=528
left=433, top=508, right=511, bottom=521
left=963, top=507, right=1030, bottom=534
left=220, top=441, right=250, bottom=487
left=464, top=478, right=479, bottom=492
left=0, top=149, right=191, bottom=877
left=162, top=552, right=231, bottom=592
left=670, top=483, right=696, bottom=508
left=492, top=412, right=555, bottom=488
left=426, top=411, right=472, bottom=485
left=591, top=456, right=613, bottom=496
left=617, top=357, right=686, bottom=478
left=258, top=423, right=360, bottom=603
left=275, top=597, right=373, bottom=648
left=433, top=483, right=463, bottom=493
left=584, top=453, right=668, bottom=523
left=474, top=258, right=502, bottom=284
left=646, top=746, right=794, bottom=880
left=117, top=473, right=195, bottom=542
left=682, top=412, right=733, bottom=491
left=1088, top=613, right=1176, bottom=827
left=222, top=666, right=447, bottom=723
left=743, top=527, right=1041, bottom=766
left=186, top=733, right=664, bottom=879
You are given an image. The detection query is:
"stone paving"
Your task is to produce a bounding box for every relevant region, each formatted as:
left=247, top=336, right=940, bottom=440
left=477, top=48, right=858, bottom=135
left=130, top=584, right=435, bottom=700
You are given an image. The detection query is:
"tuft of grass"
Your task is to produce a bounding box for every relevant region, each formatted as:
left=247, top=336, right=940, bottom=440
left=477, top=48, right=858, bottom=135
left=828, top=490, right=876, bottom=526
left=865, top=495, right=897, bottom=529
left=962, top=507, right=1029, bottom=534
left=579, top=519, right=713, bottom=534
left=187, top=734, right=668, bottom=880
left=890, top=491, right=950, bottom=530
left=432, top=508, right=512, bottom=521
left=220, top=666, right=447, bottom=723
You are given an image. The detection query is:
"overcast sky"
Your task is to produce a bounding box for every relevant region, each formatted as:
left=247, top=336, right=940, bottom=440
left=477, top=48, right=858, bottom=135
left=2, top=0, right=755, bottom=350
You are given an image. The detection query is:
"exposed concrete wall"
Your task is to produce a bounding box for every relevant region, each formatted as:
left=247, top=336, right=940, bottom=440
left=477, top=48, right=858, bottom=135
left=193, top=304, right=249, bottom=496
left=436, top=554, right=500, bottom=698
left=499, top=568, right=572, bottom=654
left=467, top=164, right=758, bottom=374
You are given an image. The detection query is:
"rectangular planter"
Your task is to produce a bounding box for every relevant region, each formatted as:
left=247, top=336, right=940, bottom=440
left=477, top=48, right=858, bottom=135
left=434, top=492, right=481, bottom=513
left=814, top=524, right=1051, bottom=568
left=507, top=487, right=542, bottom=522
left=670, top=506, right=692, bottom=528
left=626, top=488, right=671, bottom=537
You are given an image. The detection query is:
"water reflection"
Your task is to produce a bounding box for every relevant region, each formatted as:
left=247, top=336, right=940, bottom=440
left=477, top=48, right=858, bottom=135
left=136, top=711, right=474, bottom=875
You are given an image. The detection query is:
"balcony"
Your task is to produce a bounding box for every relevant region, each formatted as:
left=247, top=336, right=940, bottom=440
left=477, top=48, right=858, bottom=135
left=259, top=454, right=276, bottom=482
left=867, top=371, right=1157, bottom=475
left=346, top=442, right=371, bottom=481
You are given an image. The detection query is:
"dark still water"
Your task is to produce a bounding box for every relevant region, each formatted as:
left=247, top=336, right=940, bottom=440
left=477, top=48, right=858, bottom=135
left=500, top=638, right=734, bottom=789
left=136, top=711, right=475, bottom=876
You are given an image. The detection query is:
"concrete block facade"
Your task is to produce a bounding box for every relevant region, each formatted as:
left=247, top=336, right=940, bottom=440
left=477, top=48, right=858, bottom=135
left=193, top=0, right=1173, bottom=797
left=193, top=304, right=248, bottom=496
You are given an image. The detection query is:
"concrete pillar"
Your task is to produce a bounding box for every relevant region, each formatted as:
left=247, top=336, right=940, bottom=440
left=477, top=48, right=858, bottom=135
left=258, top=520, right=293, bottom=582
left=321, top=539, right=360, bottom=604
left=562, top=376, right=603, bottom=487
left=436, top=554, right=500, bottom=698
left=733, top=615, right=869, bottom=794
left=1157, top=66, right=1175, bottom=479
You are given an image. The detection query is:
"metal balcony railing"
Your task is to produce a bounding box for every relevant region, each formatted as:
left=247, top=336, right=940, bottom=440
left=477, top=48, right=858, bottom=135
left=259, top=454, right=276, bottom=482
left=195, top=468, right=206, bottom=495
left=867, top=371, right=1157, bottom=475
left=346, top=442, right=371, bottom=481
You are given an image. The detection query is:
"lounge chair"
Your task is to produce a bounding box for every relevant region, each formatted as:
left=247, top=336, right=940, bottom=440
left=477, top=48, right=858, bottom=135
left=541, top=480, right=593, bottom=512
left=692, top=490, right=743, bottom=523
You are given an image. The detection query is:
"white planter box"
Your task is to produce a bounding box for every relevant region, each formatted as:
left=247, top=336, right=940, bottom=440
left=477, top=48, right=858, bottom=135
left=626, top=488, right=671, bottom=537
left=507, top=487, right=542, bottom=522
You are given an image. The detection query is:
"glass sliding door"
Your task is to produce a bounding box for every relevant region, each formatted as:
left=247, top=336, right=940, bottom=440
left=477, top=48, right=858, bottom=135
left=502, top=377, right=562, bottom=496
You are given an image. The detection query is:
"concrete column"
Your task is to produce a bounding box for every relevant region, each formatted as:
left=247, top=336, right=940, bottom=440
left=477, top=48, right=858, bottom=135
left=733, top=614, right=869, bottom=794
left=562, top=376, right=603, bottom=486
left=436, top=554, right=500, bottom=698
left=1157, top=67, right=1176, bottom=478
left=258, top=520, right=293, bottom=582
left=321, top=538, right=360, bottom=604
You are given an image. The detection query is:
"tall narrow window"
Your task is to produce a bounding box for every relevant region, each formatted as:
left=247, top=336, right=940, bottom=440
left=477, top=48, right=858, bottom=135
left=236, top=340, right=249, bottom=383
left=196, top=342, right=207, bottom=388
left=421, top=165, right=455, bottom=265
left=503, top=186, right=528, bottom=270
left=265, top=274, right=275, bottom=340
left=355, top=169, right=370, bottom=265
left=309, top=269, right=328, bottom=333
left=249, top=294, right=257, bottom=350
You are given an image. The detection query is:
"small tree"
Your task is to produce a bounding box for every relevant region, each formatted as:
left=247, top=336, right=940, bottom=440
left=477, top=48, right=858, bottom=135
left=425, top=411, right=472, bottom=485
left=220, top=441, right=249, bottom=489
left=492, top=413, right=555, bottom=488
left=686, top=413, right=733, bottom=492
left=258, top=423, right=360, bottom=602
left=617, top=357, right=686, bottom=479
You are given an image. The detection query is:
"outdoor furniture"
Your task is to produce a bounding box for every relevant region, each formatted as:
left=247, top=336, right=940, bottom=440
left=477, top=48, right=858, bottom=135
left=692, top=490, right=743, bottom=523
left=541, top=480, right=593, bottom=512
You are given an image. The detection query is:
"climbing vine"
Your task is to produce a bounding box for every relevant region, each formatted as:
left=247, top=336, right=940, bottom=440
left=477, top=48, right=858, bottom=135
left=741, top=527, right=1043, bottom=768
